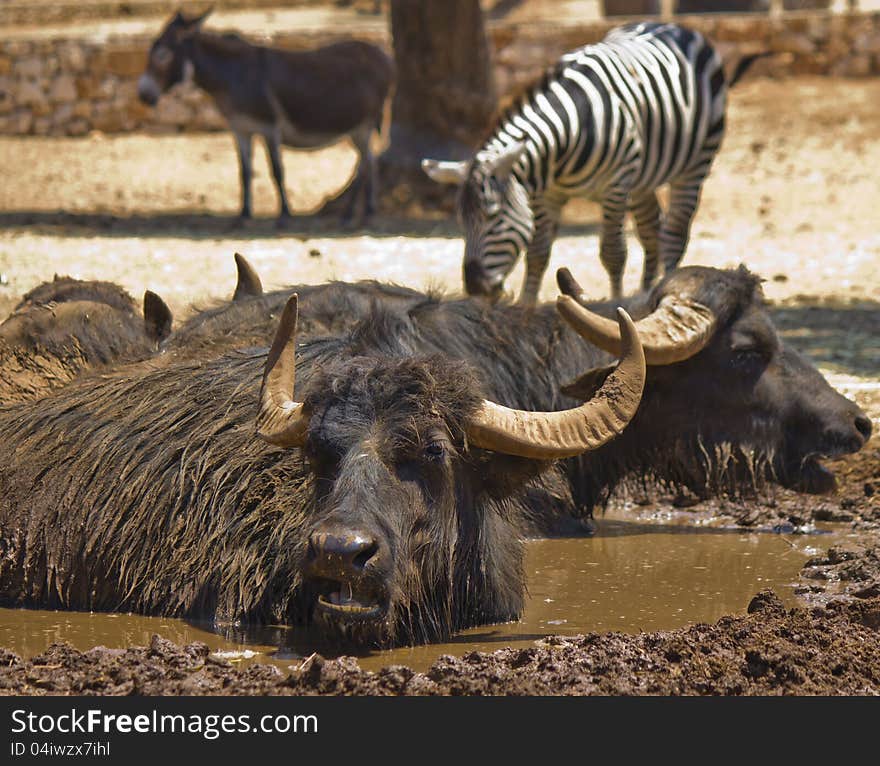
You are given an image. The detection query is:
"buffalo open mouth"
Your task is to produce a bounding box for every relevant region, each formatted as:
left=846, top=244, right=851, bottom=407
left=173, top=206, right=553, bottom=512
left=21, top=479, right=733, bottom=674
left=312, top=578, right=388, bottom=622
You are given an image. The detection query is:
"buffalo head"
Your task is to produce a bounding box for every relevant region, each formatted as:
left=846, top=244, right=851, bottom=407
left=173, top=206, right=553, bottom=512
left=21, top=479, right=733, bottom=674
left=254, top=294, right=646, bottom=645
left=557, top=265, right=872, bottom=500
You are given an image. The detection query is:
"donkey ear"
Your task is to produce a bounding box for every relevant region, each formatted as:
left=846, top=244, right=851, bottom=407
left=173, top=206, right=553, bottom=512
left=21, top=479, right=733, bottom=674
left=143, top=290, right=173, bottom=345
left=560, top=364, right=616, bottom=401
left=190, top=6, right=213, bottom=25
left=422, top=158, right=469, bottom=185
left=177, top=6, right=212, bottom=36
left=233, top=252, right=263, bottom=301
left=485, top=141, right=527, bottom=181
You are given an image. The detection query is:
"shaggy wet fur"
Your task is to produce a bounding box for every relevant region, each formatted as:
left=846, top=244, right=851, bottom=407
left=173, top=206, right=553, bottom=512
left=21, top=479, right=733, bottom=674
left=0, top=280, right=160, bottom=404
left=166, top=280, right=426, bottom=359
left=15, top=276, right=137, bottom=314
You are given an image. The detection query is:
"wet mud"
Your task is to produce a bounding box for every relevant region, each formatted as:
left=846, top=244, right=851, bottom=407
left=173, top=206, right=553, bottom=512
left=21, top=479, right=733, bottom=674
left=1, top=593, right=878, bottom=695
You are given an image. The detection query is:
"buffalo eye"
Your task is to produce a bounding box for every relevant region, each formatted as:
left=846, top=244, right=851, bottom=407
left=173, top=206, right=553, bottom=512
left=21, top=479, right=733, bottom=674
left=424, top=441, right=446, bottom=460
left=730, top=344, right=769, bottom=372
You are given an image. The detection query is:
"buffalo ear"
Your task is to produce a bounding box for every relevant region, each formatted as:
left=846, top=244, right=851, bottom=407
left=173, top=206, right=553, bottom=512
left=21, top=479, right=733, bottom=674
left=560, top=364, right=615, bottom=401
left=143, top=290, right=173, bottom=345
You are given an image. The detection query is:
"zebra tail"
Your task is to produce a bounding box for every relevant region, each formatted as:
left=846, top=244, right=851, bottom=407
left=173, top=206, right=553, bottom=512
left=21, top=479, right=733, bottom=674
left=727, top=51, right=773, bottom=88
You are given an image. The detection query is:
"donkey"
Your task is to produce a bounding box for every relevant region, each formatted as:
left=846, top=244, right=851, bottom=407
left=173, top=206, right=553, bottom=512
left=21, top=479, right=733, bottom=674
left=138, top=9, right=394, bottom=225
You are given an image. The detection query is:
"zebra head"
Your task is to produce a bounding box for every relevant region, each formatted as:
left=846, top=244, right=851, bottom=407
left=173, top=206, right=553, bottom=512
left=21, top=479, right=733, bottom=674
left=423, top=142, right=534, bottom=301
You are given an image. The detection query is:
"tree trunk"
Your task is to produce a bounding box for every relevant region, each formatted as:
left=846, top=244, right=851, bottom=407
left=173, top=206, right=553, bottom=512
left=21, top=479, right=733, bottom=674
left=379, top=0, right=498, bottom=213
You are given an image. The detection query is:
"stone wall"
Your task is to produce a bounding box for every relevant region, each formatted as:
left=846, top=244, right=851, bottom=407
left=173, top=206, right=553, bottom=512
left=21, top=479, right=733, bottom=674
left=492, top=11, right=880, bottom=99
left=1, top=11, right=879, bottom=137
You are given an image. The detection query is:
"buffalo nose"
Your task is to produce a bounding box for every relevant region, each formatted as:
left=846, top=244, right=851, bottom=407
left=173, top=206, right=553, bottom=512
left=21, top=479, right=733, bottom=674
left=308, top=530, right=379, bottom=574
left=854, top=414, right=873, bottom=442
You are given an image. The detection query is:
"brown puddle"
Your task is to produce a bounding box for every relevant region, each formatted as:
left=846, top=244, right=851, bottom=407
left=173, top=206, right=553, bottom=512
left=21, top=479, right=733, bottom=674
left=0, top=518, right=857, bottom=674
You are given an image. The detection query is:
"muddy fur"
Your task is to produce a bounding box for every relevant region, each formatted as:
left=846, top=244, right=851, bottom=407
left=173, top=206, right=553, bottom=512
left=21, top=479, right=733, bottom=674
left=0, top=279, right=164, bottom=404
left=15, top=275, right=138, bottom=315
left=165, top=280, right=426, bottom=360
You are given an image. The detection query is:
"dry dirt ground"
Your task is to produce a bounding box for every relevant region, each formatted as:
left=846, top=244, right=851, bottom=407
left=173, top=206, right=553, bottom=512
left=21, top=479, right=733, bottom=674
left=1, top=75, right=879, bottom=694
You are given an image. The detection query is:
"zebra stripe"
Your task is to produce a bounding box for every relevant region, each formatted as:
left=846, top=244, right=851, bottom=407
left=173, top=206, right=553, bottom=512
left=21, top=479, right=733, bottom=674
left=456, top=22, right=729, bottom=304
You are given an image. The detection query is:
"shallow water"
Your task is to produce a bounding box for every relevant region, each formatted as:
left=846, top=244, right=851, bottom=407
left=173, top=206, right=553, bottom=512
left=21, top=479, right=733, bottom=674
left=0, top=516, right=857, bottom=674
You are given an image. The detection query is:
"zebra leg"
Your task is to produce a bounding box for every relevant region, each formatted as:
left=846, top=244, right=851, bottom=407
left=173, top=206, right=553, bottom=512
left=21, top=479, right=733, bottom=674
left=599, top=187, right=630, bottom=300
left=660, top=171, right=707, bottom=273
left=265, top=128, right=293, bottom=223
left=233, top=131, right=253, bottom=220
left=631, top=191, right=662, bottom=292
left=520, top=206, right=560, bottom=306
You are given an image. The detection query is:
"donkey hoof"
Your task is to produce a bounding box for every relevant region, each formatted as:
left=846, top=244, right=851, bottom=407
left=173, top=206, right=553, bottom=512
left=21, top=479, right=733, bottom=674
left=275, top=213, right=295, bottom=230
left=227, top=215, right=252, bottom=232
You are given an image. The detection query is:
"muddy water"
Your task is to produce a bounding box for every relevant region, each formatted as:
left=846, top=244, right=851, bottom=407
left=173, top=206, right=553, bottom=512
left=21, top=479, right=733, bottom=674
left=0, top=519, right=857, bottom=674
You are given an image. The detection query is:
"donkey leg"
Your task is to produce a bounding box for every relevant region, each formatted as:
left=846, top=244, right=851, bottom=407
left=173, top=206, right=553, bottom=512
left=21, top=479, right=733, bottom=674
left=342, top=125, right=373, bottom=226
left=265, top=129, right=293, bottom=223
left=362, top=142, right=378, bottom=220
left=631, top=190, right=662, bottom=291
left=234, top=131, right=253, bottom=220
left=599, top=186, right=630, bottom=300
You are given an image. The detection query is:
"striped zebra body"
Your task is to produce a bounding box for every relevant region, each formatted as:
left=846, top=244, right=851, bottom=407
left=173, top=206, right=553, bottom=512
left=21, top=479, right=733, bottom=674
left=424, top=23, right=728, bottom=304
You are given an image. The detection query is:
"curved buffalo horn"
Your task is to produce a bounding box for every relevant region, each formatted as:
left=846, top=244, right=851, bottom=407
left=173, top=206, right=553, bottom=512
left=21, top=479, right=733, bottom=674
left=555, top=268, right=717, bottom=365
left=465, top=307, right=645, bottom=459
left=256, top=294, right=309, bottom=447
left=233, top=252, right=263, bottom=301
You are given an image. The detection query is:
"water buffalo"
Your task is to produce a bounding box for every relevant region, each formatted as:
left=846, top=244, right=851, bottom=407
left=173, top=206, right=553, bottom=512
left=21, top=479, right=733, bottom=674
left=0, top=292, right=644, bottom=646
left=0, top=277, right=172, bottom=404
left=170, top=260, right=872, bottom=509
left=554, top=265, right=872, bottom=512
left=137, top=10, right=394, bottom=225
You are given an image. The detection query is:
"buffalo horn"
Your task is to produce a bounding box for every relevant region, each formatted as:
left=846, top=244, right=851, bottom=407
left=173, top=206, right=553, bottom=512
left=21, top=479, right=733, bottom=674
left=256, top=294, right=309, bottom=446
left=465, top=307, right=645, bottom=459
left=556, top=269, right=716, bottom=365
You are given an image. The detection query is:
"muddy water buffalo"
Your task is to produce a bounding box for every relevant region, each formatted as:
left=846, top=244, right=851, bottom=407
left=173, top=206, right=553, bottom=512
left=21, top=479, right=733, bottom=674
left=0, top=295, right=644, bottom=646
left=554, top=265, right=872, bottom=512
left=137, top=10, right=394, bottom=224
left=0, top=278, right=172, bottom=404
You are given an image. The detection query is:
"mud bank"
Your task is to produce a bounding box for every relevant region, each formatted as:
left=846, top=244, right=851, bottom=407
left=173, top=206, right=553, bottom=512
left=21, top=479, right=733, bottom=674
left=0, top=592, right=878, bottom=696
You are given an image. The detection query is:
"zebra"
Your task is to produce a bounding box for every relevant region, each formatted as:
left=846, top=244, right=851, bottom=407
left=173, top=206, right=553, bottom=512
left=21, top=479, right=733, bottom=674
left=423, top=22, right=762, bottom=305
